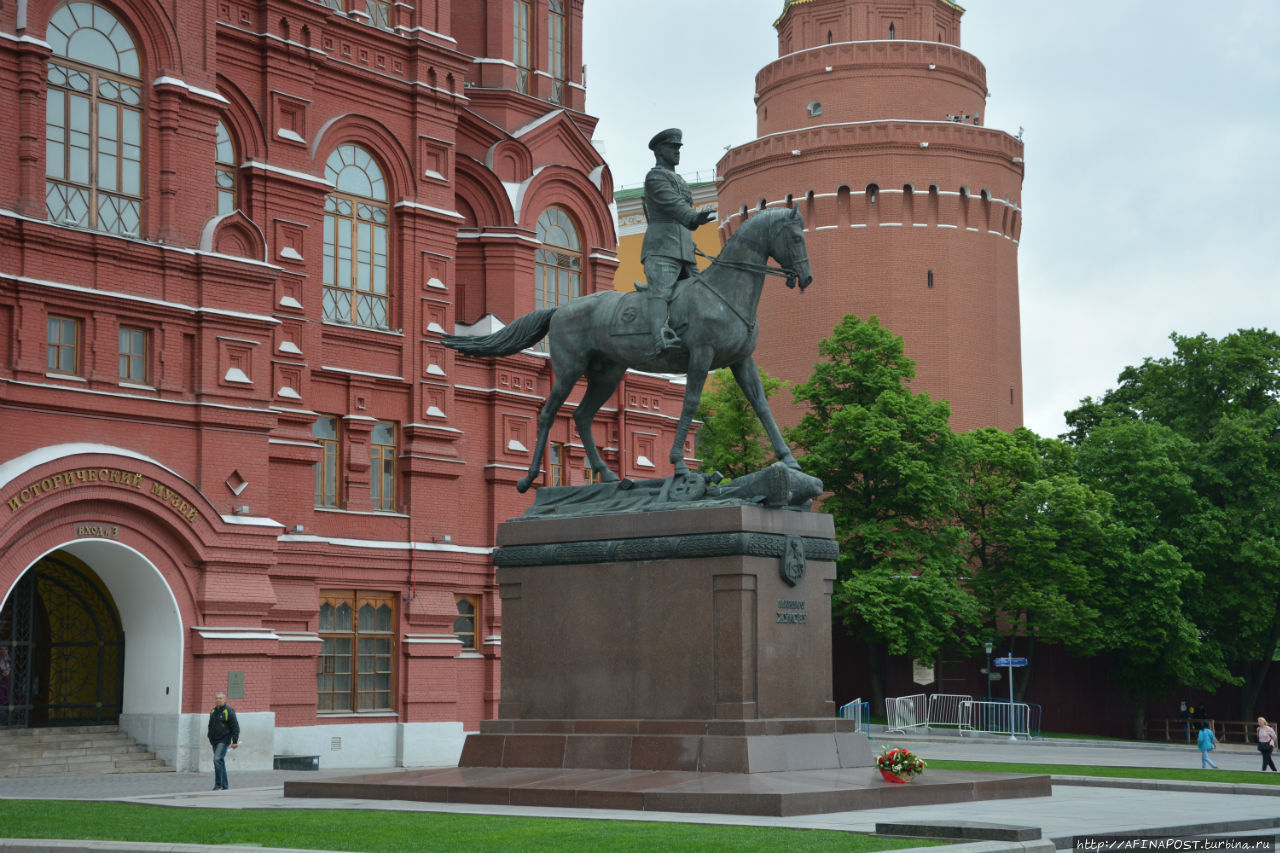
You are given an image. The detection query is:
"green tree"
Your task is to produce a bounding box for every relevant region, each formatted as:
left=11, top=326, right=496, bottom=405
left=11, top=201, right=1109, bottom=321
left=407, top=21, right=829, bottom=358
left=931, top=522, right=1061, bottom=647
left=694, top=367, right=787, bottom=479
left=788, top=315, right=978, bottom=710
left=952, top=428, right=1124, bottom=698
left=1073, top=418, right=1227, bottom=737
left=1066, top=329, right=1280, bottom=719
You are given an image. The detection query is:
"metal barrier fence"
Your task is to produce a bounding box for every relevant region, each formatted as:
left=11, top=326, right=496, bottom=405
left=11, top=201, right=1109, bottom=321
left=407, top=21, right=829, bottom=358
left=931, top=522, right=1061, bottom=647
left=838, top=698, right=870, bottom=733
left=1026, top=702, right=1042, bottom=738
left=926, top=693, right=971, bottom=730
left=885, top=693, right=929, bottom=734
left=1147, top=718, right=1263, bottom=745
left=959, top=699, right=1031, bottom=738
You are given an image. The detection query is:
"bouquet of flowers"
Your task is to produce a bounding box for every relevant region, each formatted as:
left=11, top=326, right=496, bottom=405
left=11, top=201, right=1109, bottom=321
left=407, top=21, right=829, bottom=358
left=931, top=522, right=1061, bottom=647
left=877, top=746, right=926, bottom=779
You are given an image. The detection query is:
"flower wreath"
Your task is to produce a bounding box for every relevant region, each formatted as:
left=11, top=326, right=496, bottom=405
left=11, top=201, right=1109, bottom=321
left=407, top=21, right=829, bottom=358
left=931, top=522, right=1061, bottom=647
left=876, top=746, right=926, bottom=778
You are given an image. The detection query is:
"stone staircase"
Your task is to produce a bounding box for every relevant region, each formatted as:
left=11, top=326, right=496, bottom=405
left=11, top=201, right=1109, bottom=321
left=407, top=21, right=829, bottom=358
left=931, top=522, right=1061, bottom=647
left=0, top=724, right=170, bottom=777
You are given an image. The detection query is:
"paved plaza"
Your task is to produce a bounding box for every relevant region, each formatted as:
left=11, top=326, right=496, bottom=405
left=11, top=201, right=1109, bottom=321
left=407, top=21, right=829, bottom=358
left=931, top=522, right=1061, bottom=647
left=2, top=731, right=1279, bottom=852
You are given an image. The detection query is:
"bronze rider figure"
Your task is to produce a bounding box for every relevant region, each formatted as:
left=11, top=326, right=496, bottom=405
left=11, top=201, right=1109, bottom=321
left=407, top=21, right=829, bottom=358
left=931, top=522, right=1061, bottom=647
left=641, top=128, right=716, bottom=357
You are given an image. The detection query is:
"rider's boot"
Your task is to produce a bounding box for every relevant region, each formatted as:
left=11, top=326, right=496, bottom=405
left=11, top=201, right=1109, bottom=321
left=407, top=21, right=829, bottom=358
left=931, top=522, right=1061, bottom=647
left=646, top=295, right=680, bottom=359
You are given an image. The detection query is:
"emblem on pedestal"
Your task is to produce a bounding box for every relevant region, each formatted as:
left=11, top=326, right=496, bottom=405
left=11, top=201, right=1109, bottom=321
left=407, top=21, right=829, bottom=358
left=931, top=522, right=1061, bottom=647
left=781, top=534, right=806, bottom=586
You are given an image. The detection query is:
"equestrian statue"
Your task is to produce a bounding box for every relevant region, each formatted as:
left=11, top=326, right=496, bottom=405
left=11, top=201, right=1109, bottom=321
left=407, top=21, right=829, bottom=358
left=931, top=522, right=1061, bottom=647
left=442, top=129, right=814, bottom=497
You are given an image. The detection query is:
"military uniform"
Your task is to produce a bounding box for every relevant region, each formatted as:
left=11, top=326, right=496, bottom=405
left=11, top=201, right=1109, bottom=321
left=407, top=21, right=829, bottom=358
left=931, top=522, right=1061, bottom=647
left=641, top=128, right=706, bottom=354
left=641, top=164, right=700, bottom=298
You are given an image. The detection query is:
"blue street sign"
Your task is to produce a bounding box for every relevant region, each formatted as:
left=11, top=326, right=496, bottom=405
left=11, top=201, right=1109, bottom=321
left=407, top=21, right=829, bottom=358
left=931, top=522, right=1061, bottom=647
left=993, top=657, right=1028, bottom=667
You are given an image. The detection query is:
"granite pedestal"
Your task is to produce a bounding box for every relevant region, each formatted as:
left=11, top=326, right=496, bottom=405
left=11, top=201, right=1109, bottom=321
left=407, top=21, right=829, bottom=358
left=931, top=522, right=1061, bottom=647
left=285, top=504, right=1051, bottom=815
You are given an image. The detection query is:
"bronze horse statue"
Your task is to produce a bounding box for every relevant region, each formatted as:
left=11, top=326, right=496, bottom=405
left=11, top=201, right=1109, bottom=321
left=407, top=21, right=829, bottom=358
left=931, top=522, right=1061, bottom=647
left=442, top=206, right=814, bottom=493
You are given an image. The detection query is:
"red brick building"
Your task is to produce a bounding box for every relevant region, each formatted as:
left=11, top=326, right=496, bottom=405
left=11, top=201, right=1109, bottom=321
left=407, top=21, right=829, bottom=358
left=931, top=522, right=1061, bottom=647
left=0, top=0, right=688, bottom=771
left=717, top=0, right=1025, bottom=431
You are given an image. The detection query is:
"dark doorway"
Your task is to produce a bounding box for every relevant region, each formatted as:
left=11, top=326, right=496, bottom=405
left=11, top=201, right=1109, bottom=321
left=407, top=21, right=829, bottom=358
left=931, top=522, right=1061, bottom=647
left=1, top=553, right=124, bottom=728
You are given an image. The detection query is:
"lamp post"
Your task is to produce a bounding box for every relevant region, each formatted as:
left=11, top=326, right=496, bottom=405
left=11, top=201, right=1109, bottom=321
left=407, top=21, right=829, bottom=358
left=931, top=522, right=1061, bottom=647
left=983, top=639, right=993, bottom=701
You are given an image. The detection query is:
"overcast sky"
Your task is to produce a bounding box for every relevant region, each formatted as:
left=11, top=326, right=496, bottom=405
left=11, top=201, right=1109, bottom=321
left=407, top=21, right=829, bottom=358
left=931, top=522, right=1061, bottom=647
left=582, top=1, right=1280, bottom=438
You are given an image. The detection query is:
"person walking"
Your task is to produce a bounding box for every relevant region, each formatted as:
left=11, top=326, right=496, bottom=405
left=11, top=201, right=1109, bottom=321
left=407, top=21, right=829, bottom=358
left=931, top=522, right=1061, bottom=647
left=1196, top=722, right=1218, bottom=768
left=208, top=691, right=240, bottom=790
left=1257, top=716, right=1278, bottom=772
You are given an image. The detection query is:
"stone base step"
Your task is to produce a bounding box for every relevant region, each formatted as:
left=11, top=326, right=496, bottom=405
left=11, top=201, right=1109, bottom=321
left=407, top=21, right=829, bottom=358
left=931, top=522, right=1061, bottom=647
left=0, top=725, right=170, bottom=777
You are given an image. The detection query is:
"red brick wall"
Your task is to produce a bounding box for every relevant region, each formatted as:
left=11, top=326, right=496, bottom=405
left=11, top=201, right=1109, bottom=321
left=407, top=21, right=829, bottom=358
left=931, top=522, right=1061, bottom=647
left=0, top=0, right=685, bottom=734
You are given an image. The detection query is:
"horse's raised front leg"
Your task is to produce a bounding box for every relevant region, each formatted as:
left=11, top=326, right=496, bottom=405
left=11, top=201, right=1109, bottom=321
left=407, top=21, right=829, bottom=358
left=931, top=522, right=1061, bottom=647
left=573, top=360, right=625, bottom=483
left=518, top=370, right=579, bottom=493
left=671, top=347, right=715, bottom=477
left=730, top=357, right=799, bottom=469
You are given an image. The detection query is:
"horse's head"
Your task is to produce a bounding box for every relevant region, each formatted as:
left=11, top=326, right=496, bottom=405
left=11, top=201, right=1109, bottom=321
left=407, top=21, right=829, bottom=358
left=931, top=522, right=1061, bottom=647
left=771, top=208, right=814, bottom=291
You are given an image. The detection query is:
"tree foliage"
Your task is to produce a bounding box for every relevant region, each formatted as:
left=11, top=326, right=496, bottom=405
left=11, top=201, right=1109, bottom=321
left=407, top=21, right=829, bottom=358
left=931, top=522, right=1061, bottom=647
left=788, top=315, right=978, bottom=662
left=788, top=319, right=1280, bottom=724
left=694, top=367, right=786, bottom=479
left=1066, top=329, right=1280, bottom=718
left=1068, top=418, right=1226, bottom=734
left=953, top=430, right=1118, bottom=668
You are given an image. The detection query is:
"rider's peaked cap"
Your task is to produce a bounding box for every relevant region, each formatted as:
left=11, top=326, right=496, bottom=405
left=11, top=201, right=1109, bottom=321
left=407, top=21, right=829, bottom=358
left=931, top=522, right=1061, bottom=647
left=648, top=128, right=683, bottom=151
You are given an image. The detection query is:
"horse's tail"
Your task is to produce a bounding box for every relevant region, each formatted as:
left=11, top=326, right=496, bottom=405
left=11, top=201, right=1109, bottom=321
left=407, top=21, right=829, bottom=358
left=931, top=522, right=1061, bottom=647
left=441, top=307, right=557, bottom=357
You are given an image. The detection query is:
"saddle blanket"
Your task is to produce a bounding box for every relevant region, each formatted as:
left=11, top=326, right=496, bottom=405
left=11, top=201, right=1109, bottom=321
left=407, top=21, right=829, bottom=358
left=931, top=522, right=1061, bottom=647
left=609, top=290, right=654, bottom=337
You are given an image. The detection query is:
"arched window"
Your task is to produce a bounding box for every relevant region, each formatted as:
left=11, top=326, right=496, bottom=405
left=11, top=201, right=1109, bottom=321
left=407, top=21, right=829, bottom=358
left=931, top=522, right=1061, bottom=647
left=534, top=206, right=581, bottom=351
left=323, top=144, right=390, bottom=329
left=215, top=120, right=237, bottom=215
left=888, top=23, right=896, bottom=39
left=45, top=1, right=143, bottom=235
left=808, top=101, right=822, bottom=117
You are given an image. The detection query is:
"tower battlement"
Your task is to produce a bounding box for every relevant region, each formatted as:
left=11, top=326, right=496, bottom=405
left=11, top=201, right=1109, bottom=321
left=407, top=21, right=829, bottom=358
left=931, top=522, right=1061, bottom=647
left=720, top=179, right=1022, bottom=246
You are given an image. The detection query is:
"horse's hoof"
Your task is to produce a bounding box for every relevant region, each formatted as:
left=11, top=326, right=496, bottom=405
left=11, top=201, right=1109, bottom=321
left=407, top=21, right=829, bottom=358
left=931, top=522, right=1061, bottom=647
left=601, top=470, right=620, bottom=483
left=516, top=476, right=532, bottom=493
left=783, top=458, right=802, bottom=470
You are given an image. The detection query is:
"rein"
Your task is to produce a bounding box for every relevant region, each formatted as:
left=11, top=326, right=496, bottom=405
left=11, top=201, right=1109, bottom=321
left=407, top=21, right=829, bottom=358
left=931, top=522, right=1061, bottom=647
left=692, top=273, right=756, bottom=333
left=687, top=231, right=799, bottom=334
left=693, top=245, right=798, bottom=289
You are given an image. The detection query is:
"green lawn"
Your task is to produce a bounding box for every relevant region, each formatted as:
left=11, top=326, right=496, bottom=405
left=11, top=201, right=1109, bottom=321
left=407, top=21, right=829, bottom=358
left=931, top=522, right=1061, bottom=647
left=929, top=758, right=1280, bottom=785
left=0, top=801, right=938, bottom=853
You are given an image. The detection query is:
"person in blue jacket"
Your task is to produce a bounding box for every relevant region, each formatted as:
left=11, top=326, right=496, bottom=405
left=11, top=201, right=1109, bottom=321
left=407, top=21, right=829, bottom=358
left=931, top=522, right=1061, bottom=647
left=207, top=691, right=240, bottom=790
left=1197, top=721, right=1218, bottom=769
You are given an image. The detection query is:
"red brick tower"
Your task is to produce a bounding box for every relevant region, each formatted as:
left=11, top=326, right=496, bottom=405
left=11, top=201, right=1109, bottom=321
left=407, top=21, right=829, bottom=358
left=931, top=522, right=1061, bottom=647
left=717, top=0, right=1024, bottom=431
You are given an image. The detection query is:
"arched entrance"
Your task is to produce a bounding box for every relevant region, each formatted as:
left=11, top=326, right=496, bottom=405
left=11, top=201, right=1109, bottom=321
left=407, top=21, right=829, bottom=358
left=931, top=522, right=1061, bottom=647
left=1, top=551, right=124, bottom=728
left=2, top=537, right=184, bottom=747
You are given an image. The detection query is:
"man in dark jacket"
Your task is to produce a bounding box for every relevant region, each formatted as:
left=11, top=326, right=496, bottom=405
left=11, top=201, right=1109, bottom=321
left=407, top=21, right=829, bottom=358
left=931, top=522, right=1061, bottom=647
left=207, top=691, right=240, bottom=790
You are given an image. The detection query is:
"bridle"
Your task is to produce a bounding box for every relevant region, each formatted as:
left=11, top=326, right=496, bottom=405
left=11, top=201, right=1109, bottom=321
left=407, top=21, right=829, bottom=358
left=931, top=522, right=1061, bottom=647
left=685, top=216, right=806, bottom=332
left=693, top=231, right=801, bottom=290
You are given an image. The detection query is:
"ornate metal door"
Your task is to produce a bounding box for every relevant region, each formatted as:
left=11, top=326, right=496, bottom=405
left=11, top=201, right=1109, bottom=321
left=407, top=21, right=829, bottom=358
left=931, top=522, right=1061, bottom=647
left=1, top=555, right=124, bottom=728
